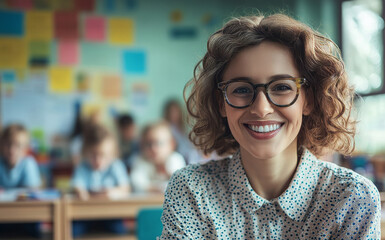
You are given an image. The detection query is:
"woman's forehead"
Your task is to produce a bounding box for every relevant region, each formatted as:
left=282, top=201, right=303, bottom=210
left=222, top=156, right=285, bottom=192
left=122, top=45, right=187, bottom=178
left=223, top=41, right=299, bottom=82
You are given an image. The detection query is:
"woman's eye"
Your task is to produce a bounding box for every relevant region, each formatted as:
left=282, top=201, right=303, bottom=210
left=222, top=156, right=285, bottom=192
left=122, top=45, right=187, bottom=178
left=232, top=87, right=252, bottom=94
left=271, top=84, right=292, bottom=92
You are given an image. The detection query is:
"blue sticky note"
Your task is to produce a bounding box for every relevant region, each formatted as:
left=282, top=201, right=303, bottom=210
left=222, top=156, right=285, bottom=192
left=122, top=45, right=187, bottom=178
left=124, top=0, right=137, bottom=10
left=0, top=10, right=24, bottom=36
left=1, top=71, right=16, bottom=83
left=123, top=50, right=146, bottom=75
left=170, top=27, right=197, bottom=39
left=103, top=0, right=116, bottom=12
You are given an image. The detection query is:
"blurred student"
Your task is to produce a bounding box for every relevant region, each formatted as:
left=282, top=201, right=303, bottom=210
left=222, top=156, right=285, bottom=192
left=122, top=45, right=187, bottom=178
left=163, top=99, right=197, bottom=164
left=0, top=124, right=41, bottom=238
left=0, top=124, right=41, bottom=189
left=71, top=124, right=130, bottom=237
left=69, top=107, right=102, bottom=165
left=130, top=121, right=186, bottom=193
left=163, top=99, right=213, bottom=164
left=115, top=113, right=139, bottom=170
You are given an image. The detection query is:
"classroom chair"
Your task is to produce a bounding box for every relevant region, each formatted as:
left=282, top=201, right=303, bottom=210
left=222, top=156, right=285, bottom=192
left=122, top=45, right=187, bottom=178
left=137, top=207, right=163, bottom=240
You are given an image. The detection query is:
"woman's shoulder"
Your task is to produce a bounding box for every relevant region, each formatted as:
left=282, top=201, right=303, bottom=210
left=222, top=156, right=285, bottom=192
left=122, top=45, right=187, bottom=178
left=309, top=155, right=379, bottom=203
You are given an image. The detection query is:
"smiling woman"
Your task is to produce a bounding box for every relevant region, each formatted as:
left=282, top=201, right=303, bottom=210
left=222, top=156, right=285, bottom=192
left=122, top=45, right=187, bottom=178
left=159, top=14, right=381, bottom=239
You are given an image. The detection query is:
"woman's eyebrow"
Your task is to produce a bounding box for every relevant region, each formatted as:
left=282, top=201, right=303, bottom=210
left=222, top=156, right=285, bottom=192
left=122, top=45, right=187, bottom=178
left=269, top=74, right=295, bottom=80
left=226, top=74, right=295, bottom=83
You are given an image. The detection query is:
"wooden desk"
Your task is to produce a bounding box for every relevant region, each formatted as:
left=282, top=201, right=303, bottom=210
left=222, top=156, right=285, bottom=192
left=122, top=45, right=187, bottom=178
left=0, top=200, right=61, bottom=240
left=62, top=194, right=164, bottom=240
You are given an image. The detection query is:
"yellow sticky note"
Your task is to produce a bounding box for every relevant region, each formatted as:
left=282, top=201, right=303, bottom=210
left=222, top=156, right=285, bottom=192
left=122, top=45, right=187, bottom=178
left=109, top=18, right=134, bottom=45
left=49, top=66, right=73, bottom=93
left=26, top=11, right=53, bottom=41
left=0, top=38, right=27, bottom=69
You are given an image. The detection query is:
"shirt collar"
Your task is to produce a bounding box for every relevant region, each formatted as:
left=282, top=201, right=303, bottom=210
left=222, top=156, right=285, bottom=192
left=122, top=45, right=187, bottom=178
left=228, top=148, right=321, bottom=222
left=228, top=150, right=268, bottom=213
left=277, top=148, right=321, bottom=222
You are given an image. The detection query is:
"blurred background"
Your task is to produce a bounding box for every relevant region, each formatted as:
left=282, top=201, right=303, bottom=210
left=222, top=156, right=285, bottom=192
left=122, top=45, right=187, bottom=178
left=0, top=0, right=385, bottom=239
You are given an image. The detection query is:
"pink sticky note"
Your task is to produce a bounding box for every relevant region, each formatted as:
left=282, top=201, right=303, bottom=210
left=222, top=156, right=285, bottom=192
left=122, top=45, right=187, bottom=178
left=84, top=16, right=106, bottom=42
left=58, top=41, right=79, bottom=65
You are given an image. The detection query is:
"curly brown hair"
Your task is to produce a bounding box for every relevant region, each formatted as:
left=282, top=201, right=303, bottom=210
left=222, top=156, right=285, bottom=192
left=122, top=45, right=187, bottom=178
left=185, top=14, right=356, bottom=157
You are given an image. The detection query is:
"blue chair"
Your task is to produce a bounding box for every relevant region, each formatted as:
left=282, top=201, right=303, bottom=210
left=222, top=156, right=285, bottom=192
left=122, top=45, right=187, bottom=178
left=137, top=207, right=163, bottom=240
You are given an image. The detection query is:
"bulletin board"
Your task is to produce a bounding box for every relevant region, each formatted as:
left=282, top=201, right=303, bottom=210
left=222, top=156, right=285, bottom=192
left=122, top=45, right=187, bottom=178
left=0, top=0, right=224, bottom=152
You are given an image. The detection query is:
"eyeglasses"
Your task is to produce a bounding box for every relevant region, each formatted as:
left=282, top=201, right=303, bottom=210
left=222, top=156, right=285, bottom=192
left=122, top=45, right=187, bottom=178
left=217, top=77, right=307, bottom=108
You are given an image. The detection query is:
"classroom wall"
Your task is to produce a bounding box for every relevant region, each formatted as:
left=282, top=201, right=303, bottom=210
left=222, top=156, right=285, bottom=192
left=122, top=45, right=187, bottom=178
left=0, top=0, right=339, bottom=152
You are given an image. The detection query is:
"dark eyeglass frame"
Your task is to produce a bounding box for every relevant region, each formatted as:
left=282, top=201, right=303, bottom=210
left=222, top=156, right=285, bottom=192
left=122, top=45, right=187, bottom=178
left=217, top=77, right=307, bottom=109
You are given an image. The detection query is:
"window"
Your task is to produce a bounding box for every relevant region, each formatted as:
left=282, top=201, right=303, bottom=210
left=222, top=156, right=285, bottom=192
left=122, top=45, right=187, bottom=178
left=341, top=0, right=385, bottom=95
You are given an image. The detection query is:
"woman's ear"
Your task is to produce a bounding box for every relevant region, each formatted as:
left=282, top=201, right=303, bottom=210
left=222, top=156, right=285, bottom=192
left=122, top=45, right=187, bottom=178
left=302, top=95, right=313, bottom=116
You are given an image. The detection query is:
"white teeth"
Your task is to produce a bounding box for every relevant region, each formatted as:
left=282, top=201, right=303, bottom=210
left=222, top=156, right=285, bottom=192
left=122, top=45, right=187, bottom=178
left=249, top=124, right=280, bottom=133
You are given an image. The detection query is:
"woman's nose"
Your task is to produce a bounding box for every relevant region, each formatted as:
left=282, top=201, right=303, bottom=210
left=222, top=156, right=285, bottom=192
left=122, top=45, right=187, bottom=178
left=249, top=91, right=274, bottom=118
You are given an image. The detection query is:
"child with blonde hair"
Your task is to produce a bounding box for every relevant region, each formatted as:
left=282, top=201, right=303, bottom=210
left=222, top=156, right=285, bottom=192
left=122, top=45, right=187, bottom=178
left=0, top=124, right=41, bottom=238
left=71, top=124, right=130, bottom=237
left=131, top=121, right=185, bottom=193
left=0, top=124, right=41, bottom=189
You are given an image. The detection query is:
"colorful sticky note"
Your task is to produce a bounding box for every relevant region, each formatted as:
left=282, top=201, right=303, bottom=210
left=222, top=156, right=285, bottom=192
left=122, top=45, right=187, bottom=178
left=123, top=0, right=137, bottom=10
left=0, top=10, right=24, bottom=36
left=0, top=38, right=27, bottom=68
left=123, top=50, right=146, bottom=74
left=170, top=10, right=183, bottom=23
left=49, top=66, right=73, bottom=93
left=201, top=13, right=219, bottom=28
left=1, top=71, right=16, bottom=83
left=84, top=16, right=106, bottom=42
left=109, top=18, right=134, bottom=45
left=29, top=41, right=51, bottom=66
left=34, top=0, right=52, bottom=9
left=101, top=75, right=122, bottom=99
left=6, top=0, right=33, bottom=10
left=74, top=0, right=95, bottom=11
left=58, top=40, right=79, bottom=65
left=131, top=82, right=149, bottom=114
left=103, top=0, right=116, bottom=12
left=26, top=11, right=53, bottom=40
left=51, top=0, right=73, bottom=10
left=54, top=11, right=78, bottom=39
left=170, top=27, right=197, bottom=39
left=76, top=72, right=90, bottom=92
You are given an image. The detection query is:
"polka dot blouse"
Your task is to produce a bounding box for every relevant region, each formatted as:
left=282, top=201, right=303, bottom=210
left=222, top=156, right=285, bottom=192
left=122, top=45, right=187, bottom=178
left=160, top=148, right=381, bottom=239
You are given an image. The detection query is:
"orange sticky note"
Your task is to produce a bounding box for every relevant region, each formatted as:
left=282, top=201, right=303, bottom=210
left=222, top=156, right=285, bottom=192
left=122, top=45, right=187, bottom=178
left=101, top=75, right=122, bottom=99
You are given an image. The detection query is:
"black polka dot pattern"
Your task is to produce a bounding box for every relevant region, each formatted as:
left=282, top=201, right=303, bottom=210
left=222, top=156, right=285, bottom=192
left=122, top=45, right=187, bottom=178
left=159, top=149, right=381, bottom=239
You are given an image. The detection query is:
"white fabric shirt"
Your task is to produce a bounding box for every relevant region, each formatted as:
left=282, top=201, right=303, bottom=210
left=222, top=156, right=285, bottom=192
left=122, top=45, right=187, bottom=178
left=130, top=152, right=186, bottom=193
left=160, top=148, right=381, bottom=239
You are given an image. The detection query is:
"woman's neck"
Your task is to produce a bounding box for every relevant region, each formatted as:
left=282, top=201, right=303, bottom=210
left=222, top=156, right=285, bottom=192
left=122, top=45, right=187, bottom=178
left=240, top=144, right=300, bottom=200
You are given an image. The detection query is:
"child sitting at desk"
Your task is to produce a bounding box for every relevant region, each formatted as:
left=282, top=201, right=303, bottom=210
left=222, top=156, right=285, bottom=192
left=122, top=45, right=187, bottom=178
left=130, top=121, right=186, bottom=193
left=0, top=124, right=41, bottom=189
left=0, top=124, right=42, bottom=238
left=71, top=124, right=130, bottom=237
